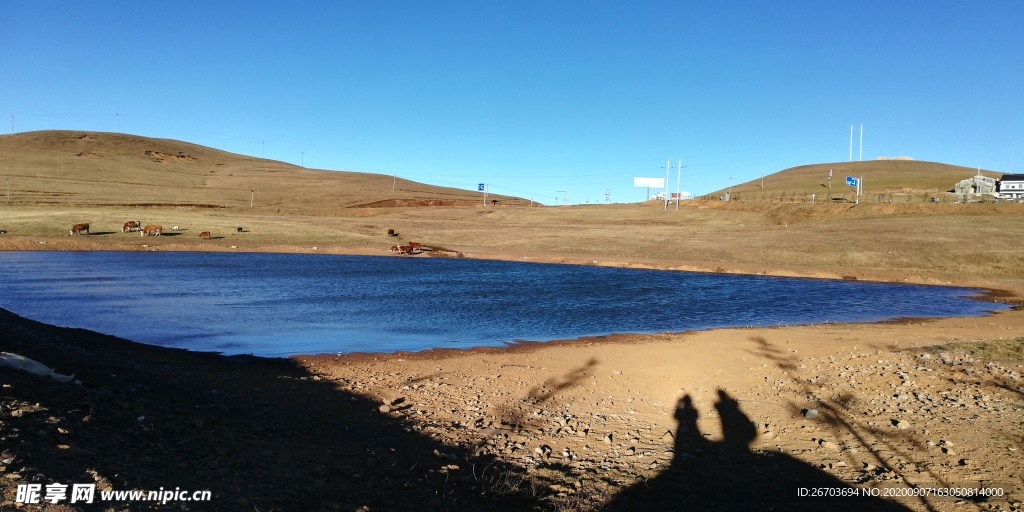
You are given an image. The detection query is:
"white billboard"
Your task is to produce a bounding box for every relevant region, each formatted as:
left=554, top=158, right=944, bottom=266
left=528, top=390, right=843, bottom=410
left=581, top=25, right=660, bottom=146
left=633, top=177, right=665, bottom=188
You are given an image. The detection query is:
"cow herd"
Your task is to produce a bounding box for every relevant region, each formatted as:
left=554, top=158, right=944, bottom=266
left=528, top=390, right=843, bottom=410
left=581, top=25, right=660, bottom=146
left=56, top=222, right=424, bottom=255
left=66, top=221, right=248, bottom=240
left=390, top=242, right=424, bottom=255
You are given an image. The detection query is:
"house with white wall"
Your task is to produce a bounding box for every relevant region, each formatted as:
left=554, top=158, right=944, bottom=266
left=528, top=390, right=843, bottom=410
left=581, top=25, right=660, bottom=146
left=997, top=174, right=1024, bottom=199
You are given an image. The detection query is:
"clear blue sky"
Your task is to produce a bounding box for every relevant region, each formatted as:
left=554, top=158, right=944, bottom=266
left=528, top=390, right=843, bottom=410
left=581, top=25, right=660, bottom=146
left=3, top=1, right=1022, bottom=205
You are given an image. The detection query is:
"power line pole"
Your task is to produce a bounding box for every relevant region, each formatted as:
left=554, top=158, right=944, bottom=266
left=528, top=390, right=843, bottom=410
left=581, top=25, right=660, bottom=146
left=115, top=112, right=119, bottom=132
left=250, top=189, right=254, bottom=208
left=675, top=158, right=686, bottom=210
left=849, top=125, right=853, bottom=162
left=663, top=158, right=670, bottom=210
left=859, top=124, right=864, bottom=161
left=557, top=190, right=566, bottom=206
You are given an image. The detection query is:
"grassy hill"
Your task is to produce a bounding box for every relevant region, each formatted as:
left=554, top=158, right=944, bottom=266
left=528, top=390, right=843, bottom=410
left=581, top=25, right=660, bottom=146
left=0, top=130, right=529, bottom=211
left=713, top=160, right=1002, bottom=203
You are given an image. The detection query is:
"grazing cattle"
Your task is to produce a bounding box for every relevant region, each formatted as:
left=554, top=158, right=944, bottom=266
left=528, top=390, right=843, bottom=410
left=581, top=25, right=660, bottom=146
left=122, top=220, right=141, bottom=232
left=199, top=231, right=212, bottom=239
left=141, top=224, right=162, bottom=237
left=391, top=243, right=422, bottom=255
left=236, top=227, right=244, bottom=233
left=70, top=223, right=90, bottom=235
left=387, top=228, right=398, bottom=237
left=172, top=225, right=180, bottom=231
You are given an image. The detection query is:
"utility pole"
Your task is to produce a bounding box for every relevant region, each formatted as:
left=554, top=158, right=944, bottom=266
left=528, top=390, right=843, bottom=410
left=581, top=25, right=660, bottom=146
left=675, top=158, right=686, bottom=210
left=392, top=175, right=396, bottom=192
left=116, top=112, right=119, bottom=132
left=663, top=158, right=670, bottom=210
left=557, top=190, right=566, bottom=206
left=250, top=189, right=254, bottom=208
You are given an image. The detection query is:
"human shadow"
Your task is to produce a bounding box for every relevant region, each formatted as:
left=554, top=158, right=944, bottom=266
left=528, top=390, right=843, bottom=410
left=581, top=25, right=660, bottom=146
left=603, top=389, right=911, bottom=512
left=0, top=308, right=541, bottom=511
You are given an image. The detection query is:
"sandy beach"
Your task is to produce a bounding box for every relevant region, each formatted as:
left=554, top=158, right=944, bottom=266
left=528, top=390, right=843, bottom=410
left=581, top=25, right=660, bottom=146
left=1, top=231, right=1022, bottom=511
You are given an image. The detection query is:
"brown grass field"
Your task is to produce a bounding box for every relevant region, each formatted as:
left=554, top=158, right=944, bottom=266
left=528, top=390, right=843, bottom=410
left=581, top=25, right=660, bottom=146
left=1, top=130, right=1022, bottom=282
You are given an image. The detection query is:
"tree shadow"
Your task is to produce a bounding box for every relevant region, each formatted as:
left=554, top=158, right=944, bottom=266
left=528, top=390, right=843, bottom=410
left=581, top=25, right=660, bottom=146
left=603, top=389, right=912, bottom=511
left=494, top=358, right=598, bottom=431
left=742, top=335, right=1005, bottom=512
left=0, top=308, right=543, bottom=511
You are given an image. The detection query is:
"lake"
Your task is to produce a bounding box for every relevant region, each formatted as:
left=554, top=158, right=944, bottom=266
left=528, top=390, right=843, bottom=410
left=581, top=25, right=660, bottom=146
left=0, top=251, right=1006, bottom=357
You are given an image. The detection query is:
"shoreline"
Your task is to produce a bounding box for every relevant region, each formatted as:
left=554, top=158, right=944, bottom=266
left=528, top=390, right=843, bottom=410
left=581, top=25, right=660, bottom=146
left=0, top=238, right=1020, bottom=363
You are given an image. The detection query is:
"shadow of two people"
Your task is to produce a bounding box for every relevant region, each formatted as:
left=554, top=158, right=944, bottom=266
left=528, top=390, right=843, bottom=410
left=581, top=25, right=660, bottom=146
left=603, top=389, right=912, bottom=512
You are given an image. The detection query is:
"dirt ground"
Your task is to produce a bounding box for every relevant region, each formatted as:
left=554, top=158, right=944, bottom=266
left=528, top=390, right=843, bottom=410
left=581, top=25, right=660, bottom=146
left=1, top=232, right=1023, bottom=511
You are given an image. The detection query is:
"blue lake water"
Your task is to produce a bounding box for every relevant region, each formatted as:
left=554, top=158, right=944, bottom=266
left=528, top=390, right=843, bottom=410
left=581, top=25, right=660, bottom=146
left=0, top=251, right=1006, bottom=357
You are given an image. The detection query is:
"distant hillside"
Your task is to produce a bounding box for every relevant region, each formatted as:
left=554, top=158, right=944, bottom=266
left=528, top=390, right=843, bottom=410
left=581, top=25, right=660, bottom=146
left=712, top=160, right=1002, bottom=203
left=0, top=131, right=529, bottom=210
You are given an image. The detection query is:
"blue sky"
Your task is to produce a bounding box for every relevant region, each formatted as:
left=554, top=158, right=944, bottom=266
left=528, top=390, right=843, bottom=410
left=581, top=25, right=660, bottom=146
left=2, top=1, right=1022, bottom=205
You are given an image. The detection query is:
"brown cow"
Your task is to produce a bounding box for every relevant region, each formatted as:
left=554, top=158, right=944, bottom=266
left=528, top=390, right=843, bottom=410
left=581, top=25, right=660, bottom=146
left=141, top=224, right=162, bottom=237
left=199, top=231, right=212, bottom=239
left=70, top=223, right=90, bottom=235
left=122, top=220, right=141, bottom=232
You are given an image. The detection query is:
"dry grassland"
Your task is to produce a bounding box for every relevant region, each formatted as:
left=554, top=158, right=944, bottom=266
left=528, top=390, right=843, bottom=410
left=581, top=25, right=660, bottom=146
left=4, top=201, right=1023, bottom=284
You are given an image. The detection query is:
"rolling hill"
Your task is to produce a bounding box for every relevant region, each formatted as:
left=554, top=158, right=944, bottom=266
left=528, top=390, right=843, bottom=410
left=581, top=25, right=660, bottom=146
left=715, top=160, right=1002, bottom=203
left=0, top=130, right=529, bottom=211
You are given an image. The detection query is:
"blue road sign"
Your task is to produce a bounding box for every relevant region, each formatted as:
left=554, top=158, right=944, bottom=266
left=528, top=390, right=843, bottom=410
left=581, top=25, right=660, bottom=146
left=846, top=176, right=858, bottom=187
left=478, top=183, right=485, bottom=191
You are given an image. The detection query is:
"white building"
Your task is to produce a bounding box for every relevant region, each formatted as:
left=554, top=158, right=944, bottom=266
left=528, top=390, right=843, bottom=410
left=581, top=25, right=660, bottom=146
left=997, top=174, right=1024, bottom=200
